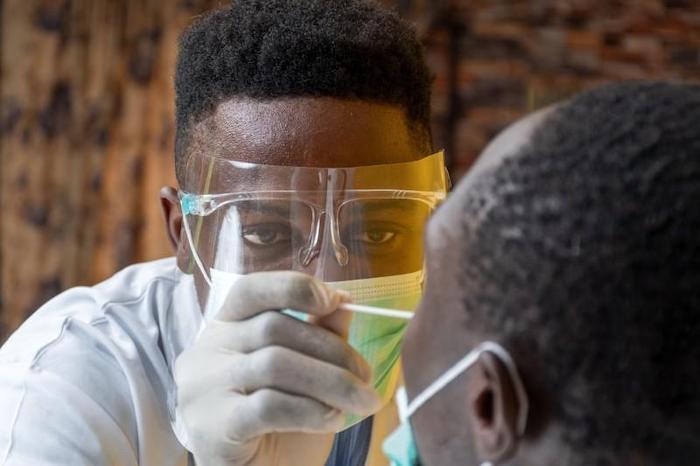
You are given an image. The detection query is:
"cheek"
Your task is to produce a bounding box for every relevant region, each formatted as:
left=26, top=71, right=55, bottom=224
left=411, top=397, right=479, bottom=466
left=402, top=305, right=434, bottom=396
left=411, top=379, right=478, bottom=466
left=401, top=299, right=480, bottom=464
left=402, top=295, right=453, bottom=398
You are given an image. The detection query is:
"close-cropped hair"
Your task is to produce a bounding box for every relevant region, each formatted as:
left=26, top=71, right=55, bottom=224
left=461, top=81, right=700, bottom=464
left=174, top=0, right=433, bottom=183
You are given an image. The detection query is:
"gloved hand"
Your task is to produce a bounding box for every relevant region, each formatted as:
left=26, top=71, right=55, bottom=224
left=175, top=271, right=382, bottom=466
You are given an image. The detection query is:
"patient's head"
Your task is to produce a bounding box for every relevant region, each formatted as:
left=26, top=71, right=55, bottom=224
left=402, top=81, right=700, bottom=466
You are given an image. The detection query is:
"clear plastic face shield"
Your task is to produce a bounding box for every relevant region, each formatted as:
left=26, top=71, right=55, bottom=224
left=179, top=151, right=448, bottom=428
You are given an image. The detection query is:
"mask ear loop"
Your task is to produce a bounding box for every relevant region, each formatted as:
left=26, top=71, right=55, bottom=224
left=180, top=207, right=213, bottom=287
left=179, top=157, right=216, bottom=287
left=405, top=341, right=529, bottom=436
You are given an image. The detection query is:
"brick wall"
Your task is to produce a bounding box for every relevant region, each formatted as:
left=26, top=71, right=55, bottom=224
left=397, top=0, right=700, bottom=179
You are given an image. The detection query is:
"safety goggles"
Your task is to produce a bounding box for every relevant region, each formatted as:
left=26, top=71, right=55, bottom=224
left=180, top=151, right=449, bottom=283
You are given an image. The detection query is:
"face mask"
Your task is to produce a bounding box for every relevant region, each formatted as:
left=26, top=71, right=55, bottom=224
left=207, top=267, right=424, bottom=431
left=382, top=342, right=529, bottom=466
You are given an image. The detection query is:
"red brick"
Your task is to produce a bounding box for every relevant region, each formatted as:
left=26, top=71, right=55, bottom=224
left=412, top=0, right=700, bottom=179
left=459, top=60, right=529, bottom=79
left=473, top=22, right=529, bottom=41
left=566, top=31, right=602, bottom=49
left=623, top=35, right=665, bottom=63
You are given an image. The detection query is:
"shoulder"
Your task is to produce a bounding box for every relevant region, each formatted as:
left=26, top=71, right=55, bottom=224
left=0, top=257, right=185, bottom=417
left=0, top=257, right=189, bottom=464
left=1, top=257, right=180, bottom=362
left=92, top=257, right=180, bottom=305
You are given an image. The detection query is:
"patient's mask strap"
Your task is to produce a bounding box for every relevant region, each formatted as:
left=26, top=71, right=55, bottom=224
left=396, top=386, right=410, bottom=422
left=405, top=341, right=528, bottom=436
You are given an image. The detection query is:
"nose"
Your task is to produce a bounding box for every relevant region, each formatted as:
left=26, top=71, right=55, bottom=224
left=306, top=234, right=355, bottom=282
left=297, top=209, right=350, bottom=268
left=327, top=206, right=349, bottom=267
left=298, top=210, right=325, bottom=266
left=301, top=214, right=350, bottom=267
left=297, top=168, right=369, bottom=279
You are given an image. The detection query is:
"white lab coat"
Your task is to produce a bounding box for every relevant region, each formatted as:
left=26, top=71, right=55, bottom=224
left=0, top=258, right=201, bottom=465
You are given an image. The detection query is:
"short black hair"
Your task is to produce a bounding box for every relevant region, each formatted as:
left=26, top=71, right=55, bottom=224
left=174, top=0, right=432, bottom=184
left=460, top=81, right=700, bottom=464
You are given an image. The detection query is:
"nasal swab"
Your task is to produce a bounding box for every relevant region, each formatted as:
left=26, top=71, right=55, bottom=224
left=340, top=302, right=414, bottom=320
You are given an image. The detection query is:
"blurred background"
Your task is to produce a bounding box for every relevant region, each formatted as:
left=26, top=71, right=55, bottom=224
left=1, top=0, right=699, bottom=343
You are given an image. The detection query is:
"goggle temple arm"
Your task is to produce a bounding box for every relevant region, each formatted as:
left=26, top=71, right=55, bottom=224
left=180, top=194, right=213, bottom=287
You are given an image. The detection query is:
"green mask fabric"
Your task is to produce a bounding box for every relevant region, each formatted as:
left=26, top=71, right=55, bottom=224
left=327, top=270, right=423, bottom=429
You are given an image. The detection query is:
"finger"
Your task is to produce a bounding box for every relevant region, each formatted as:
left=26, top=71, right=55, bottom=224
left=235, top=346, right=381, bottom=415
left=225, top=389, right=345, bottom=442
left=201, top=313, right=372, bottom=383
left=310, top=291, right=352, bottom=338
left=216, top=271, right=344, bottom=322
left=175, top=349, right=246, bottom=405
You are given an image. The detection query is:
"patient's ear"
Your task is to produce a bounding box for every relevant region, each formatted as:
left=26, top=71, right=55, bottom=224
left=467, top=352, right=521, bottom=463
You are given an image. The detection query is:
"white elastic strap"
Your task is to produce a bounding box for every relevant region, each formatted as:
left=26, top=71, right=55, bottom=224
left=181, top=212, right=212, bottom=287
left=396, top=386, right=409, bottom=421
left=405, top=341, right=529, bottom=436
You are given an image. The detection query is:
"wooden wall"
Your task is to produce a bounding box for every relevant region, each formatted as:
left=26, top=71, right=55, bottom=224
left=1, top=0, right=700, bottom=343
left=0, top=0, right=222, bottom=342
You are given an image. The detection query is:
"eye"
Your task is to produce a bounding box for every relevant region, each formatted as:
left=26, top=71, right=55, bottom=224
left=242, top=224, right=291, bottom=246
left=359, top=230, right=397, bottom=245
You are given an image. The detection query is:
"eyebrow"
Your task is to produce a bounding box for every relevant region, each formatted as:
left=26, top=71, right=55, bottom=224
left=353, top=199, right=426, bottom=212
left=233, top=202, right=309, bottom=220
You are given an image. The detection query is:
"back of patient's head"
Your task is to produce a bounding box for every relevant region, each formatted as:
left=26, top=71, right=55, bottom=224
left=462, top=81, right=700, bottom=464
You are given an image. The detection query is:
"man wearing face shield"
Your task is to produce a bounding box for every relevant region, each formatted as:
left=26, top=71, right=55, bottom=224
left=0, top=1, right=447, bottom=465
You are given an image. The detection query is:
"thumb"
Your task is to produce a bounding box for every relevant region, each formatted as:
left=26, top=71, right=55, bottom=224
left=310, top=291, right=374, bottom=384
left=309, top=289, right=352, bottom=338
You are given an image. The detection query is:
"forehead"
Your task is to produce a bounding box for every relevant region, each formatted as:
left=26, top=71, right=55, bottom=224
left=404, top=107, right=555, bottom=384
left=457, top=105, right=555, bottom=204
left=423, top=106, right=556, bottom=309
left=187, top=97, right=425, bottom=168
left=429, top=106, right=556, bottom=241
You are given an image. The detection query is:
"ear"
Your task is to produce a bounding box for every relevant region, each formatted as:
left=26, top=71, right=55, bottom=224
left=159, top=186, right=194, bottom=274
left=467, top=351, right=521, bottom=463
left=159, top=186, right=182, bottom=252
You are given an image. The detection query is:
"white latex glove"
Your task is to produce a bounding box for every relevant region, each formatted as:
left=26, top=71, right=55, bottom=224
left=175, top=271, right=382, bottom=466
